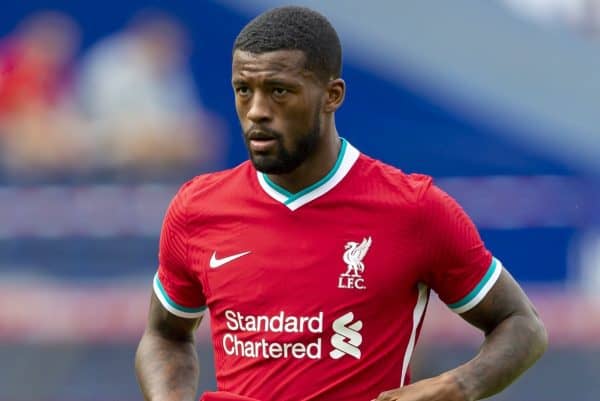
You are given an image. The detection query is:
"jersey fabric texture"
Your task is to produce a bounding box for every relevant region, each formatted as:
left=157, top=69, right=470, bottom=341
left=154, top=139, right=501, bottom=401
left=200, top=391, right=262, bottom=401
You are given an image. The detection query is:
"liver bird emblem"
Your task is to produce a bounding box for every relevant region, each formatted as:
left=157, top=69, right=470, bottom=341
left=342, top=237, right=372, bottom=277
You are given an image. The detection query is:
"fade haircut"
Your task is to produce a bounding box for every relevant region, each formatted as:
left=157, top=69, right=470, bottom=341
left=233, top=6, right=342, bottom=83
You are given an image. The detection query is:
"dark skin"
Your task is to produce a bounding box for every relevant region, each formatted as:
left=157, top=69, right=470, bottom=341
left=135, top=49, right=548, bottom=401
left=135, top=293, right=202, bottom=401
left=232, top=49, right=345, bottom=193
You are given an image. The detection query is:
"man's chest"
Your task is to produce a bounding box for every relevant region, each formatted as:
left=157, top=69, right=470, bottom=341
left=188, top=208, right=425, bottom=314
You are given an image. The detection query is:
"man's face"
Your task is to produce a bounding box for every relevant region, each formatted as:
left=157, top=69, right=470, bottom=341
left=232, top=49, right=324, bottom=174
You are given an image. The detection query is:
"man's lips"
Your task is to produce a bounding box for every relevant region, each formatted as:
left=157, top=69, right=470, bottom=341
left=247, top=129, right=279, bottom=152
left=249, top=138, right=278, bottom=152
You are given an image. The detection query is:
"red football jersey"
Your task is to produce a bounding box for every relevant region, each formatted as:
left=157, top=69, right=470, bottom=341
left=154, top=139, right=501, bottom=401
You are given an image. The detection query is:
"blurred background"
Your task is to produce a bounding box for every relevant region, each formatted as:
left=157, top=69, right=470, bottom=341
left=1, top=0, right=599, bottom=400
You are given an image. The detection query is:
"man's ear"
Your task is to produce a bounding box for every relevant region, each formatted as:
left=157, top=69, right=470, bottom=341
left=323, top=78, right=345, bottom=113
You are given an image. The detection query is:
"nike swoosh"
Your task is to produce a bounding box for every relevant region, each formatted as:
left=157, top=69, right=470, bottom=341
left=209, top=251, right=251, bottom=268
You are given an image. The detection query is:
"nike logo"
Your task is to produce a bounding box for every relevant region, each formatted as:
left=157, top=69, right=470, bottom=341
left=209, top=251, right=251, bottom=268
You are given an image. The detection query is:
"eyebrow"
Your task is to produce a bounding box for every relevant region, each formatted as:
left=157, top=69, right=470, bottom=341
left=264, top=78, right=300, bottom=87
left=231, top=77, right=302, bottom=87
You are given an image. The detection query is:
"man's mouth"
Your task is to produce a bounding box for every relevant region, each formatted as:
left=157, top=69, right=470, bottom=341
left=249, top=137, right=278, bottom=152
left=247, top=130, right=279, bottom=152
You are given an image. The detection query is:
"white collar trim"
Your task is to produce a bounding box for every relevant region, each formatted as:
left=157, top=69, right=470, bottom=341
left=256, top=139, right=360, bottom=211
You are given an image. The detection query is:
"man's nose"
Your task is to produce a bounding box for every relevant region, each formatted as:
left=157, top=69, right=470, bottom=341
left=246, top=92, right=272, bottom=123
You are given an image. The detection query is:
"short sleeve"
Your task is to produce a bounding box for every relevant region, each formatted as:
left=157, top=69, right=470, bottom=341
left=419, top=184, right=502, bottom=314
left=153, top=182, right=207, bottom=318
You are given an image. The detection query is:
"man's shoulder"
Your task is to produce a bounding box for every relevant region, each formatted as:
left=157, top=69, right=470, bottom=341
left=355, top=154, right=434, bottom=205
left=174, top=161, right=254, bottom=204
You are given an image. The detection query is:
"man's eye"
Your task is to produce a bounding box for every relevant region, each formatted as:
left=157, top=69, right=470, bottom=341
left=236, top=87, right=251, bottom=96
left=273, top=88, right=288, bottom=96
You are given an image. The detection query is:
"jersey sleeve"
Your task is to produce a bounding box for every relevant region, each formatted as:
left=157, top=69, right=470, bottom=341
left=419, top=183, right=502, bottom=314
left=153, top=182, right=207, bottom=318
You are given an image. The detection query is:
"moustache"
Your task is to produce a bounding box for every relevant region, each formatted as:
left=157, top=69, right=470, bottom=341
left=245, top=127, right=282, bottom=141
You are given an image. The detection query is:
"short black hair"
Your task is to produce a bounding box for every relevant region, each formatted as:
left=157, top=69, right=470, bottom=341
left=233, top=6, right=342, bottom=83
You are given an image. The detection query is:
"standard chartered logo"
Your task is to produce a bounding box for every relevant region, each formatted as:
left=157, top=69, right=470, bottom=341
left=221, top=309, right=362, bottom=360
left=222, top=310, right=323, bottom=359
left=329, top=312, right=363, bottom=359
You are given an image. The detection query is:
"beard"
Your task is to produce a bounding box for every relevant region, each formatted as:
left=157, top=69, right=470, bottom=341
left=243, top=112, right=321, bottom=175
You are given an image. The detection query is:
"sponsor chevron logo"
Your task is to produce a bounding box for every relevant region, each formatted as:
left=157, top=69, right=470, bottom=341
left=329, top=312, right=363, bottom=359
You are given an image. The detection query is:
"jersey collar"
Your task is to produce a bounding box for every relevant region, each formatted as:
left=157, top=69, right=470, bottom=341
left=256, top=138, right=360, bottom=211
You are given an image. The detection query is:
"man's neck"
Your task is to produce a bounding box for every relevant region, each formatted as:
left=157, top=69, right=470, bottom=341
left=266, top=133, right=341, bottom=194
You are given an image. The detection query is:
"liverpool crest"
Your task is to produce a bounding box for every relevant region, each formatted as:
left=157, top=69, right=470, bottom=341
left=338, top=237, right=372, bottom=290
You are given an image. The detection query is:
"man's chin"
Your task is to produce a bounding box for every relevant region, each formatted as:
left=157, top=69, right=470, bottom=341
left=250, top=155, right=294, bottom=175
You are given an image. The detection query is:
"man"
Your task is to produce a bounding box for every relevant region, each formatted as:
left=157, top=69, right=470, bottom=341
left=135, top=6, right=547, bottom=401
